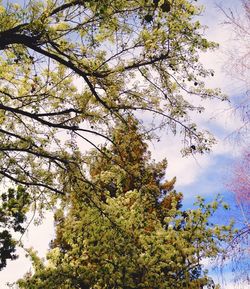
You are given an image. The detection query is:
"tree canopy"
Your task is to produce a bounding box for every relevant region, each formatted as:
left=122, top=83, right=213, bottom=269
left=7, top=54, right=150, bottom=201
left=0, top=0, right=223, bottom=198
left=17, top=119, right=233, bottom=289
left=0, top=0, right=230, bottom=276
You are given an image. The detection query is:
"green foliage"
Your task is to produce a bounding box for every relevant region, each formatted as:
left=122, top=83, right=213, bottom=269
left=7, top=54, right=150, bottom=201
left=0, top=186, right=30, bottom=270
left=0, top=0, right=231, bottom=279
left=17, top=121, right=233, bottom=289
left=0, top=0, right=224, bottom=200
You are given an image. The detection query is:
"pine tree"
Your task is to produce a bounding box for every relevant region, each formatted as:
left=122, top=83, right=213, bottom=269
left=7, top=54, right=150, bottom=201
left=18, top=119, right=232, bottom=289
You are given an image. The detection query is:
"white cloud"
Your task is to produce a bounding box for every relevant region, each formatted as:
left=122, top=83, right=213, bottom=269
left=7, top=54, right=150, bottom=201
left=148, top=133, right=212, bottom=186
left=212, top=273, right=250, bottom=289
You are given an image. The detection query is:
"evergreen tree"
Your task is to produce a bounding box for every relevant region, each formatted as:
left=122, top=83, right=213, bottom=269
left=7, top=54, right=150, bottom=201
left=17, top=119, right=232, bottom=289
left=0, top=186, right=30, bottom=270
left=0, top=0, right=227, bottom=269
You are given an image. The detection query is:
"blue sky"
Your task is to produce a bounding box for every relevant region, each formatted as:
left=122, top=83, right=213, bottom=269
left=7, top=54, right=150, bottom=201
left=0, top=0, right=249, bottom=288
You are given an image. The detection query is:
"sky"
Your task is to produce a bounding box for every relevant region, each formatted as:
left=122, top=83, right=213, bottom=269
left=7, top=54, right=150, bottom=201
left=0, top=0, right=249, bottom=288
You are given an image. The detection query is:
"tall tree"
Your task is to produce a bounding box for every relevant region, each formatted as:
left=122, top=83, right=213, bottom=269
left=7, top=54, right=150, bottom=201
left=17, top=119, right=233, bottom=289
left=0, top=0, right=227, bottom=270
left=0, top=0, right=224, bottom=198
left=220, top=0, right=249, bottom=283
left=226, top=149, right=249, bottom=283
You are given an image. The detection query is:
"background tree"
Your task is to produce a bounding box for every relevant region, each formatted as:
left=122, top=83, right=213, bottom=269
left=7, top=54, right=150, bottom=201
left=219, top=0, right=249, bottom=283
left=229, top=150, right=250, bottom=210
left=221, top=0, right=250, bottom=141
left=225, top=149, right=249, bottom=284
left=17, top=119, right=233, bottom=289
left=0, top=186, right=30, bottom=270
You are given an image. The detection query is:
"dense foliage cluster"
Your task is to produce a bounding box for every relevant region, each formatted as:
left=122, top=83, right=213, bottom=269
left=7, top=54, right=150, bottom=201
left=17, top=120, right=232, bottom=289
left=0, top=186, right=30, bottom=270
left=0, top=0, right=234, bottom=285
left=0, top=0, right=223, bottom=199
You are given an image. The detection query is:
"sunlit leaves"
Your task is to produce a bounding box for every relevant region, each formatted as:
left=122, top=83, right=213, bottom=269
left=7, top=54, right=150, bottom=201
left=0, top=0, right=232, bottom=276
left=17, top=121, right=233, bottom=288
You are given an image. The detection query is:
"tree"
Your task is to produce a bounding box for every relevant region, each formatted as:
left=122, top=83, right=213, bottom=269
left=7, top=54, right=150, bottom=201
left=0, top=186, right=30, bottom=270
left=220, top=0, right=250, bottom=140
left=230, top=150, right=250, bottom=206
left=0, top=0, right=226, bottom=270
left=225, top=149, right=249, bottom=284
left=219, top=0, right=250, bottom=283
left=221, top=0, right=250, bottom=208
left=17, top=119, right=233, bottom=289
left=0, top=0, right=224, bottom=199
